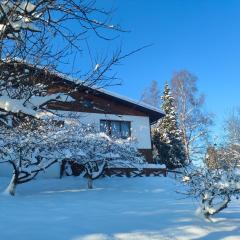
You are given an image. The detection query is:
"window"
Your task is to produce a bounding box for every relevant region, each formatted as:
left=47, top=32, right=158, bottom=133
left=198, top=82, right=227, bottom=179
left=100, top=120, right=131, bottom=139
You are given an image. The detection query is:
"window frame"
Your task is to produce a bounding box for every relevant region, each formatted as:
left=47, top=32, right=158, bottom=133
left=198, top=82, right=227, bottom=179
left=100, top=119, right=131, bottom=139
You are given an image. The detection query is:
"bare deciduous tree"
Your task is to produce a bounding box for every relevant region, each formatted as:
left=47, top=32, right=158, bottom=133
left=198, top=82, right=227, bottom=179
left=141, top=80, right=161, bottom=108
left=224, top=108, right=240, bottom=144
left=171, top=70, right=213, bottom=163
left=0, top=0, right=147, bottom=126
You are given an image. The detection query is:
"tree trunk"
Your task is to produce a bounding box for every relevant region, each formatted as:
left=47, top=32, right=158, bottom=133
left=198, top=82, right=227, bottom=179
left=201, top=194, right=231, bottom=218
left=4, top=173, right=18, bottom=196
left=88, top=177, right=93, bottom=189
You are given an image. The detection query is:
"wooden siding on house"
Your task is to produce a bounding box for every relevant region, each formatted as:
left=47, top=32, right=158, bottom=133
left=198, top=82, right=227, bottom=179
left=47, top=91, right=150, bottom=118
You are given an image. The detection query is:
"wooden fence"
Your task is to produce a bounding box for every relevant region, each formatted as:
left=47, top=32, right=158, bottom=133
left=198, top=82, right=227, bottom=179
left=102, top=167, right=168, bottom=177
left=61, top=160, right=182, bottom=178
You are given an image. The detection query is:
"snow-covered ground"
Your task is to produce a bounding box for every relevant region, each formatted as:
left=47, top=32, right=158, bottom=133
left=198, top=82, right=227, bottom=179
left=0, top=176, right=239, bottom=240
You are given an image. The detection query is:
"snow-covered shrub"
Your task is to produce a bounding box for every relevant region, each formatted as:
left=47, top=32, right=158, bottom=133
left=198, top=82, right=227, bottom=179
left=57, top=120, right=145, bottom=188
left=0, top=119, right=65, bottom=195
left=181, top=110, right=240, bottom=218
left=0, top=117, right=145, bottom=195
left=185, top=167, right=240, bottom=218
left=183, top=145, right=240, bottom=218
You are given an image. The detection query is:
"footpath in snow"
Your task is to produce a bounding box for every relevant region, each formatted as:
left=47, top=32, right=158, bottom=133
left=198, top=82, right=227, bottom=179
left=0, top=176, right=239, bottom=240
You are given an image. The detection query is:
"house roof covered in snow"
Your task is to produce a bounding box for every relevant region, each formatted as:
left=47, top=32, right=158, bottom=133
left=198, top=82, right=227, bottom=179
left=2, top=60, right=164, bottom=123
left=89, top=88, right=164, bottom=123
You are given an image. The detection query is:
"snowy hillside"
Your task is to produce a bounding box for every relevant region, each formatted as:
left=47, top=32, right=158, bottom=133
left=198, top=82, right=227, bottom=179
left=0, top=176, right=239, bottom=240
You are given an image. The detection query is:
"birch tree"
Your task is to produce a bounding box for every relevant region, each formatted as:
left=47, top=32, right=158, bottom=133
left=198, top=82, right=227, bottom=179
left=224, top=108, right=240, bottom=144
left=171, top=70, right=212, bottom=163
left=141, top=80, right=161, bottom=108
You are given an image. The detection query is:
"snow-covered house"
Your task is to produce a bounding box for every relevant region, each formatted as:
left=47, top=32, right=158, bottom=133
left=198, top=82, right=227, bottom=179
left=41, top=69, right=164, bottom=163
left=0, top=62, right=164, bottom=177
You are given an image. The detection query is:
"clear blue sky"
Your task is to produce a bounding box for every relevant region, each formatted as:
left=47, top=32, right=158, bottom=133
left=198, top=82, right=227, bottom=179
left=72, top=1, right=240, bottom=134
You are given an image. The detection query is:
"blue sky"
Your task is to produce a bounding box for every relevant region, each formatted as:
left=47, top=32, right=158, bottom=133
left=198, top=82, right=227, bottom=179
left=72, top=1, right=240, bottom=134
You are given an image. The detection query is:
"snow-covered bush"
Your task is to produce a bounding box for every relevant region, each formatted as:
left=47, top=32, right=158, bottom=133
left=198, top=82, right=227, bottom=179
left=181, top=108, right=240, bottom=219
left=55, top=119, right=145, bottom=188
left=0, top=119, right=64, bottom=195
left=183, top=144, right=240, bottom=218
left=76, top=134, right=144, bottom=188
left=0, top=118, right=145, bottom=195
left=184, top=167, right=240, bottom=218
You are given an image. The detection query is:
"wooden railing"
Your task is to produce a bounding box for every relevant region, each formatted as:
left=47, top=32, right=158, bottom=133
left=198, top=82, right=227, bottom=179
left=60, top=160, right=183, bottom=178
left=102, top=167, right=168, bottom=177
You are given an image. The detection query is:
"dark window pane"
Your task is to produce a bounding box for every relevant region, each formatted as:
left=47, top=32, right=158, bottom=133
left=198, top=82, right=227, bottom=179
left=100, top=120, right=109, bottom=134
left=111, top=121, right=121, bottom=138
left=121, top=122, right=130, bottom=139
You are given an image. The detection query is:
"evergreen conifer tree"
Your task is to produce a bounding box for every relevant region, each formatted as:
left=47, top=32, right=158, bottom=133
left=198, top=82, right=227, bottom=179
left=152, top=83, right=186, bottom=169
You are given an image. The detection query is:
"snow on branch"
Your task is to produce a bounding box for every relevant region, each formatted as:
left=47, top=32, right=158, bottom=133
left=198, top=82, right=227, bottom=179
left=0, top=93, right=74, bottom=118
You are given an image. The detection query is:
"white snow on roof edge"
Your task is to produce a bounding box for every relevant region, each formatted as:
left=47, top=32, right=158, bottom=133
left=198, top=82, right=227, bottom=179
left=97, top=88, right=164, bottom=115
